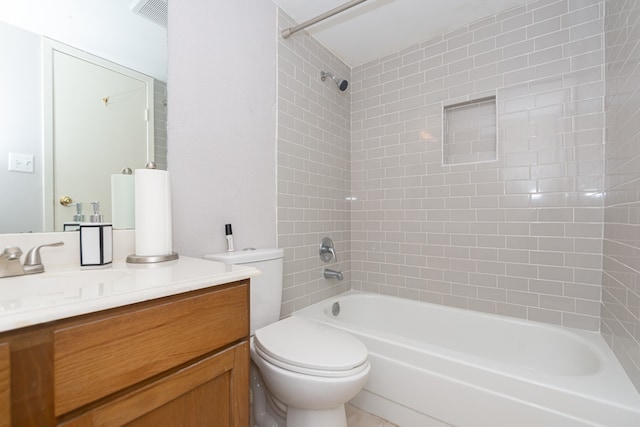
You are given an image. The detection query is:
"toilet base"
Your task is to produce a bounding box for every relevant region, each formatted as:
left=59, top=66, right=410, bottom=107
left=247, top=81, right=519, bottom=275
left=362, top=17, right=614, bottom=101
left=251, top=363, right=285, bottom=427
left=286, top=405, right=347, bottom=427
left=252, top=360, right=348, bottom=427
left=250, top=334, right=369, bottom=427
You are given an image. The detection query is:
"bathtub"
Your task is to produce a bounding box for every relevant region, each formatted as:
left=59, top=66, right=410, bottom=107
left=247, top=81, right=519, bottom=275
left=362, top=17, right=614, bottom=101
left=293, top=291, right=640, bottom=427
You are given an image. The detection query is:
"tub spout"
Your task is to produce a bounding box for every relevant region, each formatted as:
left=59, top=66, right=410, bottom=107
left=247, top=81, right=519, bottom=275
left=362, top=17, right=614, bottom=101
left=324, top=268, right=344, bottom=280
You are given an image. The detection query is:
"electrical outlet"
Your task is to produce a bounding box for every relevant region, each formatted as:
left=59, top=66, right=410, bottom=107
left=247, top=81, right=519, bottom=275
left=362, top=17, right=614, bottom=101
left=8, top=152, right=34, bottom=173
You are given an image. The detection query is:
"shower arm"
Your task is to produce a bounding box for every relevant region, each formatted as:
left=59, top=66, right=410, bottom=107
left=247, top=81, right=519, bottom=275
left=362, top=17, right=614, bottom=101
left=321, top=71, right=336, bottom=82
left=281, top=0, right=369, bottom=39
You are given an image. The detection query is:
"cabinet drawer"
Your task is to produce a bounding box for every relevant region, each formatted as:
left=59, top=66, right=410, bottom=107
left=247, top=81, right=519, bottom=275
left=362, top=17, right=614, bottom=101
left=53, top=282, right=248, bottom=416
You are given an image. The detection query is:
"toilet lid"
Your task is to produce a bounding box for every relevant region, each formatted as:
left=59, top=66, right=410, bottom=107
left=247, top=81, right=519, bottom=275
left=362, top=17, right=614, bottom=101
left=254, top=317, right=368, bottom=376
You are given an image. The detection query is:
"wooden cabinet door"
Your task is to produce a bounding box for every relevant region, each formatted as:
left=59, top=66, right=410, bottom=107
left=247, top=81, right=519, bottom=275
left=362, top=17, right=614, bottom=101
left=0, top=342, right=9, bottom=427
left=59, top=341, right=249, bottom=427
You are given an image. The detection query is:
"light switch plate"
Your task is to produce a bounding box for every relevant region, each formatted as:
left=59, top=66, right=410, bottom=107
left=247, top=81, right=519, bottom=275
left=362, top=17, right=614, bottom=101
left=8, top=152, right=34, bottom=173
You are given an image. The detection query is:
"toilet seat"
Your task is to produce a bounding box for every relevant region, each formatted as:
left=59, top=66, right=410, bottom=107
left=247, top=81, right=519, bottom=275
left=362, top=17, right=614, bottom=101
left=254, top=316, right=369, bottom=378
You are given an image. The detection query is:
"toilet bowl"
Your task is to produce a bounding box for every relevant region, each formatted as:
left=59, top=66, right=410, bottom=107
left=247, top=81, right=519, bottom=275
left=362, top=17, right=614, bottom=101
left=204, top=248, right=370, bottom=427
left=252, top=317, right=370, bottom=427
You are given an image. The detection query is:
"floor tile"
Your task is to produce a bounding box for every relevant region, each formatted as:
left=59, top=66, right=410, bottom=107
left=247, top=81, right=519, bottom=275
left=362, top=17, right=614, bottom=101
left=346, top=403, right=398, bottom=427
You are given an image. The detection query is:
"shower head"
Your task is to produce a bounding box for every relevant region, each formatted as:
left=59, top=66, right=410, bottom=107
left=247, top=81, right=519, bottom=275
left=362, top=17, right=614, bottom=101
left=321, top=71, right=348, bottom=92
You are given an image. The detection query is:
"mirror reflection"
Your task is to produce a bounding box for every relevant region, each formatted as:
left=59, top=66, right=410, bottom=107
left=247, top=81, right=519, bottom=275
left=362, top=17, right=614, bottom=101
left=0, top=0, right=167, bottom=233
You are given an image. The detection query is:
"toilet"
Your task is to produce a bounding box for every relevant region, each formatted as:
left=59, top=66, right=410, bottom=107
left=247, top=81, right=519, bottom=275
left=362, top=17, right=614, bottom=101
left=205, top=248, right=370, bottom=427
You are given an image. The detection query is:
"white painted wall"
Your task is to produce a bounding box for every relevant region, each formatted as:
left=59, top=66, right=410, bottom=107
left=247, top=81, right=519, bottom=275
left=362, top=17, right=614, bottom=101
left=167, top=0, right=278, bottom=256
left=0, top=22, right=42, bottom=232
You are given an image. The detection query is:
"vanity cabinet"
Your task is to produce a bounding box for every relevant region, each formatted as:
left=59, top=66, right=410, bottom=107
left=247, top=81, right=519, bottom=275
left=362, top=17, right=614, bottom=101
left=1, top=280, right=250, bottom=427
left=0, top=342, right=10, bottom=427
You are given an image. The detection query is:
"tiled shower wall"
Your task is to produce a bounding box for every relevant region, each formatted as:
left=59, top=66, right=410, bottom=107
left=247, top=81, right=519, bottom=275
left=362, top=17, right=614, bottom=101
left=277, top=10, right=352, bottom=316
left=602, top=0, right=640, bottom=390
left=350, top=0, right=606, bottom=331
left=154, top=80, right=168, bottom=170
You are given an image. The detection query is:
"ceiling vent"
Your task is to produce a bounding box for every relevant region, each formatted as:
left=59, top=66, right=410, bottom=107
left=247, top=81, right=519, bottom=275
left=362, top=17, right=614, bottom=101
left=131, top=0, right=167, bottom=28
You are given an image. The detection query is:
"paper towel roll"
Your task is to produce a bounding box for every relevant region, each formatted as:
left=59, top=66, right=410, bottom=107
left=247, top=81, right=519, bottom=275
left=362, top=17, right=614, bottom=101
left=134, top=168, right=172, bottom=256
left=111, top=173, right=135, bottom=229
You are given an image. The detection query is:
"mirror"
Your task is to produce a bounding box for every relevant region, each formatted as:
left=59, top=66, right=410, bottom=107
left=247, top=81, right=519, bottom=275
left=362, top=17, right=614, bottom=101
left=0, top=0, right=167, bottom=233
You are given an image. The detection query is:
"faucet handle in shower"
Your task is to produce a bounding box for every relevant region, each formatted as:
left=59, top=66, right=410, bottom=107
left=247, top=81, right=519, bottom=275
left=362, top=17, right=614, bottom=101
left=319, top=237, right=337, bottom=263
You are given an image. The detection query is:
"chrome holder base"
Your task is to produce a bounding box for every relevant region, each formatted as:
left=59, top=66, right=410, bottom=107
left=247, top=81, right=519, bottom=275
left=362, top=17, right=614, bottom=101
left=126, top=252, right=179, bottom=264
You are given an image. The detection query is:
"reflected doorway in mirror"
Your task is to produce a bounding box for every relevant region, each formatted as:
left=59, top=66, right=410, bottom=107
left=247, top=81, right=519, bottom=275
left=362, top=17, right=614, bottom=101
left=43, top=39, right=155, bottom=232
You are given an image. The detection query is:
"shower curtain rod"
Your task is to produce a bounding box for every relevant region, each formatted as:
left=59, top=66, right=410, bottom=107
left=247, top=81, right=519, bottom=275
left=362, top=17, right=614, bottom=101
left=281, top=0, right=369, bottom=39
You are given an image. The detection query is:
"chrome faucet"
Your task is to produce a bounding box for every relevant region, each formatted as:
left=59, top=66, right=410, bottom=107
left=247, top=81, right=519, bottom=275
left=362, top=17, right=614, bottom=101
left=323, top=268, right=344, bottom=281
left=0, top=242, right=64, bottom=278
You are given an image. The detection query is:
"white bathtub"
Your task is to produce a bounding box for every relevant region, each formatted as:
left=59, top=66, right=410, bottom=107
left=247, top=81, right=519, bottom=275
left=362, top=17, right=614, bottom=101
left=293, top=291, right=640, bottom=427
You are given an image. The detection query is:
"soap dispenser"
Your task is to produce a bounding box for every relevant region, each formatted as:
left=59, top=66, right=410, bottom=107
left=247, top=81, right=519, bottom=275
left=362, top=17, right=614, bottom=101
left=79, top=201, right=113, bottom=267
left=89, top=201, right=103, bottom=222
left=63, top=203, right=85, bottom=231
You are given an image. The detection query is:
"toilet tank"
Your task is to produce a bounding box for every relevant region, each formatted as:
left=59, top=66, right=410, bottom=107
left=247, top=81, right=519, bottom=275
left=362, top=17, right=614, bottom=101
left=204, top=248, right=284, bottom=334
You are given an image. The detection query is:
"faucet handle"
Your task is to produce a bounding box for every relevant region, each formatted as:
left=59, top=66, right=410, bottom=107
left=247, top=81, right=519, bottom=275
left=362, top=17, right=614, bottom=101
left=1, top=246, right=23, bottom=260
left=23, top=242, right=64, bottom=272
left=0, top=247, right=25, bottom=278
left=319, top=237, right=337, bottom=263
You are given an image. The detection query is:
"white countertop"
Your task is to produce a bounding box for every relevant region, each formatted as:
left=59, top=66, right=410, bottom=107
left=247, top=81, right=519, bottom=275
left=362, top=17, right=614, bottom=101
left=0, top=256, right=259, bottom=333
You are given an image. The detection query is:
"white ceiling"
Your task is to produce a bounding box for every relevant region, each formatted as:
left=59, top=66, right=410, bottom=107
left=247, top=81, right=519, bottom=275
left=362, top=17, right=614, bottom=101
left=272, top=0, right=532, bottom=67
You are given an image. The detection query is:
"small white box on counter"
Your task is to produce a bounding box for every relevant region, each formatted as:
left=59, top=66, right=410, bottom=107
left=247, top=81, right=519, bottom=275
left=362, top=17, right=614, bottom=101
left=79, top=224, right=113, bottom=267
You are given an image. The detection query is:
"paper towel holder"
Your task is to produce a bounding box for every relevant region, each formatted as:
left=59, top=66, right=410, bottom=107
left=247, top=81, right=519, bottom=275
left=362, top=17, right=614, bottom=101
left=126, top=252, right=179, bottom=263
left=125, top=161, right=179, bottom=264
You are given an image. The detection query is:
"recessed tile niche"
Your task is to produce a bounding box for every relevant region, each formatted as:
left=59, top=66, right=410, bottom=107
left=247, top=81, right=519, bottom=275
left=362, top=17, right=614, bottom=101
left=443, top=96, right=497, bottom=165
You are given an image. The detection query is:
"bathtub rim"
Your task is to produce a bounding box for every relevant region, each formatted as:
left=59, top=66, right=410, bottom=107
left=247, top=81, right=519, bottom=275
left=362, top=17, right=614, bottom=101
left=293, top=290, right=640, bottom=414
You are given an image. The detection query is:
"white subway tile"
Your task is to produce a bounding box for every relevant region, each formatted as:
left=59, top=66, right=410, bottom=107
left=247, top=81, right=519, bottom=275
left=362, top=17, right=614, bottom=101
left=528, top=16, right=563, bottom=38
left=474, top=22, right=503, bottom=41
left=562, top=312, right=599, bottom=330
left=528, top=307, right=563, bottom=325
left=570, top=19, right=603, bottom=40
left=534, top=0, right=569, bottom=23
left=503, top=11, right=534, bottom=33
left=497, top=28, right=529, bottom=48
left=571, top=49, right=605, bottom=71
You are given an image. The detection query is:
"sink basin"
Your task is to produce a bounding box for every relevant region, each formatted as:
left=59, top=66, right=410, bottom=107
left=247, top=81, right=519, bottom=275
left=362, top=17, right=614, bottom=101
left=37, top=269, right=132, bottom=283
left=0, top=268, right=135, bottom=315
left=33, top=269, right=135, bottom=295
